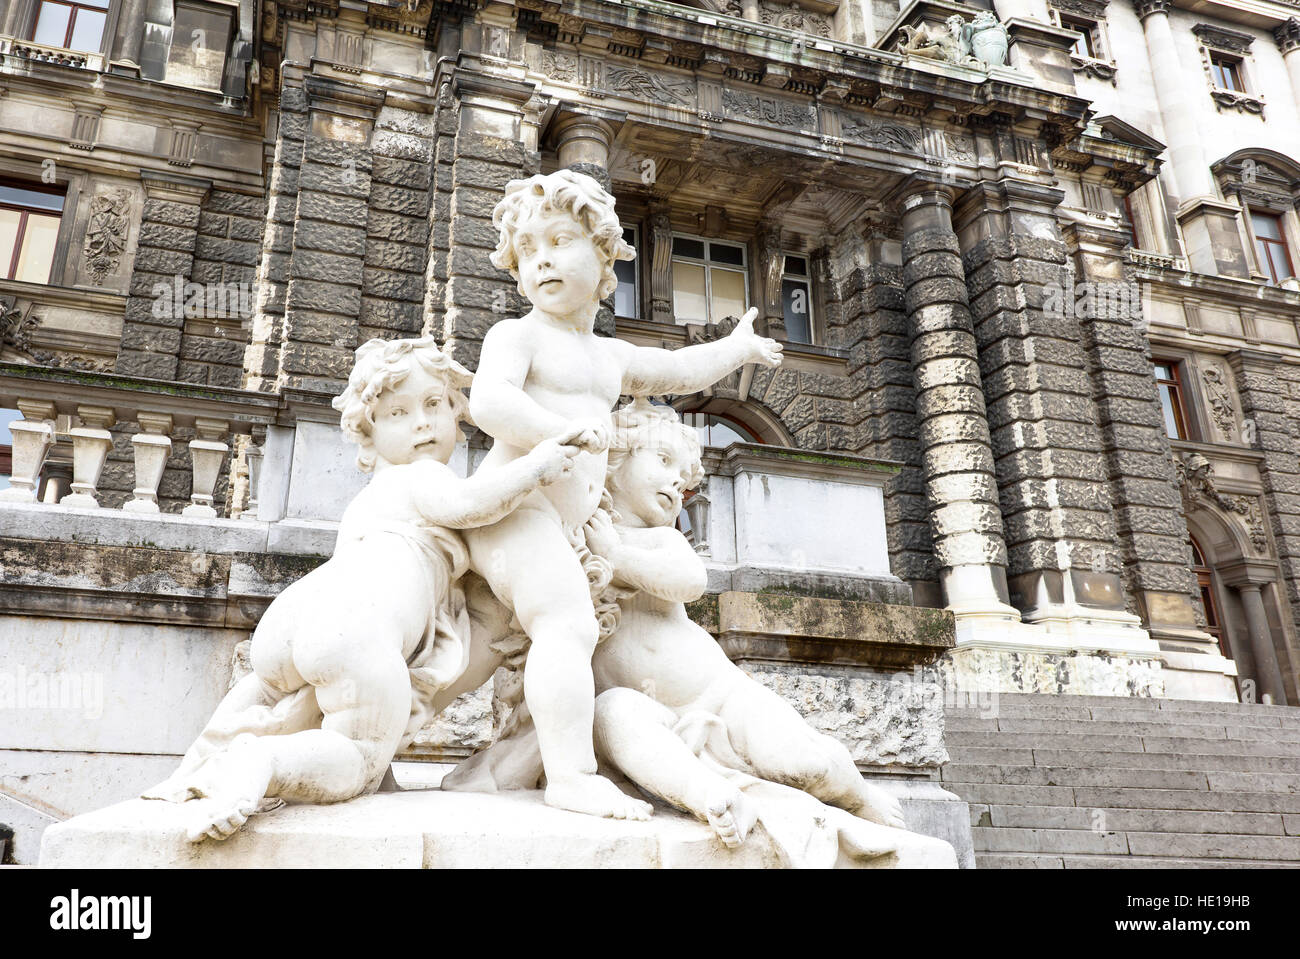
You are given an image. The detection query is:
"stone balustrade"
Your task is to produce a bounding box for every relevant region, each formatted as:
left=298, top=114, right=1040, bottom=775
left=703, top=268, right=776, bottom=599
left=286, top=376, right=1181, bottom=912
left=0, top=36, right=102, bottom=70
left=0, top=363, right=279, bottom=517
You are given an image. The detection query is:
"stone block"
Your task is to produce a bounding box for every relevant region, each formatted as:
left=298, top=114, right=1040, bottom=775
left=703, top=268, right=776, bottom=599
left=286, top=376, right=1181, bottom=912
left=195, top=235, right=261, bottom=267
left=297, top=191, right=369, bottom=226
left=286, top=279, right=362, bottom=317
left=362, top=268, right=425, bottom=301
left=368, top=184, right=428, bottom=218
left=367, top=211, right=427, bottom=244
left=293, top=219, right=367, bottom=257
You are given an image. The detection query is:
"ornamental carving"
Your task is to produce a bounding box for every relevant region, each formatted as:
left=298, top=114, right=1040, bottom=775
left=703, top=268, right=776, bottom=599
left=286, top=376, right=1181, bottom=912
left=841, top=116, right=921, bottom=152
left=605, top=66, right=695, bottom=107
left=82, top=190, right=132, bottom=285
left=0, top=295, right=39, bottom=353
left=1051, top=0, right=1109, bottom=18
left=1200, top=366, right=1236, bottom=440
left=721, top=88, right=815, bottom=129
left=1191, top=23, right=1254, bottom=54
left=1177, top=452, right=1270, bottom=554
left=758, top=2, right=832, bottom=38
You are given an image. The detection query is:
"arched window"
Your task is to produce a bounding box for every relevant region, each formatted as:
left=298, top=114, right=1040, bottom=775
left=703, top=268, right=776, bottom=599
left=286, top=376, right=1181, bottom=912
left=1191, top=535, right=1230, bottom=659
left=681, top=411, right=762, bottom=450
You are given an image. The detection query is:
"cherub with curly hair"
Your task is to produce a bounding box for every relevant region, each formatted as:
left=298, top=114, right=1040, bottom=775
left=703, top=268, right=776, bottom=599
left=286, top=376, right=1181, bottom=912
left=462, top=169, right=782, bottom=820
left=143, top=335, right=581, bottom=842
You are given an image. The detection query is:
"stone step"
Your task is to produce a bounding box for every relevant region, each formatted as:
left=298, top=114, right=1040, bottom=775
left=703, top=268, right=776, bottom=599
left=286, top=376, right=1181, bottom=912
left=948, top=731, right=1300, bottom=759
left=1052, top=855, right=1300, bottom=869
left=1028, top=749, right=1300, bottom=774
left=975, top=853, right=1065, bottom=869
left=953, top=693, right=1300, bottom=716
left=954, top=718, right=1300, bottom=742
left=943, top=763, right=1211, bottom=791
left=944, top=783, right=1078, bottom=808
left=972, top=826, right=1130, bottom=855
left=1069, top=786, right=1300, bottom=815
left=950, top=702, right=1300, bottom=729
left=1124, top=831, right=1300, bottom=861
left=975, top=803, right=1291, bottom=836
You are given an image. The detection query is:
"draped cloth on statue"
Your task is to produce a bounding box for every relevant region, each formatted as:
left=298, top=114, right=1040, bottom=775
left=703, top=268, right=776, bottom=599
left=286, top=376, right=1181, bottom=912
left=142, top=522, right=473, bottom=804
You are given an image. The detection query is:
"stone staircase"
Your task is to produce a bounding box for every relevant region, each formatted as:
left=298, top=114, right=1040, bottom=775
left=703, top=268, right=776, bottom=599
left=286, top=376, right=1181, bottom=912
left=942, top=693, right=1300, bottom=868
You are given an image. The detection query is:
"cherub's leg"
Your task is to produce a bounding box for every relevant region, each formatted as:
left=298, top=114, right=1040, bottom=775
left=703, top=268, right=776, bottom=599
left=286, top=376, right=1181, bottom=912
left=717, top=678, right=905, bottom=829
left=595, top=688, right=755, bottom=847
left=184, top=636, right=412, bottom=842
left=468, top=511, right=650, bottom=821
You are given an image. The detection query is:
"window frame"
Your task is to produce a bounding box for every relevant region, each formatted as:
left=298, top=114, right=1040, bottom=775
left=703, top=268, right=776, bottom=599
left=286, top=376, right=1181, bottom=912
left=140, top=0, right=240, bottom=94
left=1058, top=12, right=1100, bottom=59
left=0, top=179, right=67, bottom=285
left=1209, top=53, right=1244, bottom=93
left=1249, top=209, right=1295, bottom=285
left=670, top=232, right=750, bottom=326
left=29, top=0, right=110, bottom=53
left=614, top=223, right=640, bottom=320
left=1190, top=535, right=1231, bottom=659
left=780, top=252, right=815, bottom=345
left=1152, top=358, right=1191, bottom=441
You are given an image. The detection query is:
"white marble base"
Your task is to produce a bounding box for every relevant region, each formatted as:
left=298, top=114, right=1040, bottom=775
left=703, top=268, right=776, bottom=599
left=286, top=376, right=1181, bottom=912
left=39, top=789, right=958, bottom=869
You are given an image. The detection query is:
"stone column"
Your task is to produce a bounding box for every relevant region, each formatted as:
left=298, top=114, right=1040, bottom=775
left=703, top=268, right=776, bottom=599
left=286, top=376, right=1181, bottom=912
left=1274, top=19, right=1300, bottom=111
left=109, top=0, right=146, bottom=72
left=993, top=0, right=1051, bottom=24
left=757, top=219, right=787, bottom=341
left=1235, top=583, right=1289, bottom=705
left=551, top=109, right=621, bottom=337
left=899, top=187, right=1018, bottom=624
left=116, top=171, right=212, bottom=381
left=1131, top=0, right=1214, bottom=204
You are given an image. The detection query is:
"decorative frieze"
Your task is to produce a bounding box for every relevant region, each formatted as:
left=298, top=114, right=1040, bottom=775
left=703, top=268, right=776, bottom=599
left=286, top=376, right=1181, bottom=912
left=82, top=190, right=132, bottom=285
left=721, top=87, right=815, bottom=129
left=605, top=65, right=695, bottom=107
left=1199, top=365, right=1237, bottom=440
left=757, top=2, right=832, bottom=38
left=840, top=115, right=920, bottom=152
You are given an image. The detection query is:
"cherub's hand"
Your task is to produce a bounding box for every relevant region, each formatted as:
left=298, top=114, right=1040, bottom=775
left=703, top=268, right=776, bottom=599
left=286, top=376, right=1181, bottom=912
left=531, top=435, right=581, bottom=486
left=583, top=509, right=620, bottom=558
left=729, top=307, right=784, bottom=367
left=562, top=418, right=610, bottom=455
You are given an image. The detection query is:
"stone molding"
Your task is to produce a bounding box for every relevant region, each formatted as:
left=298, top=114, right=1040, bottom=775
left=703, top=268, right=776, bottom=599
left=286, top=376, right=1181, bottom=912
left=1130, top=0, right=1169, bottom=21
left=1191, top=23, right=1255, bottom=55
left=1275, top=18, right=1300, bottom=55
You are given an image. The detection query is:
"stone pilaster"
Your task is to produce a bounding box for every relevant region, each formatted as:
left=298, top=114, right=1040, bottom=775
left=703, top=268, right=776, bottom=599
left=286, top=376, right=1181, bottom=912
left=1060, top=220, right=1217, bottom=662
left=275, top=75, right=385, bottom=393
left=844, top=241, right=940, bottom=606
left=437, top=70, right=539, bottom=369
left=1228, top=349, right=1300, bottom=702
left=108, top=0, right=145, bottom=72
left=422, top=78, right=459, bottom=340
left=116, top=171, right=211, bottom=381
left=899, top=187, right=1018, bottom=621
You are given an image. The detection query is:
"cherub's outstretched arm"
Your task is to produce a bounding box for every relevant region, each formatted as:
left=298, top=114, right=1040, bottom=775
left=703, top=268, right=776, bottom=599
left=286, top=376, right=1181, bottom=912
left=415, top=435, right=579, bottom=529
left=587, top=515, right=706, bottom=602
left=616, top=308, right=783, bottom=397
left=468, top=320, right=572, bottom=451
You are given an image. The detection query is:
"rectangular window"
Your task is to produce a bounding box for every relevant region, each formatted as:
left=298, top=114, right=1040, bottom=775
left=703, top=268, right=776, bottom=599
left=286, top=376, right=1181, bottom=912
left=1059, top=14, right=1098, bottom=58
left=671, top=236, right=748, bottom=324
left=31, top=0, right=108, bottom=52
left=0, top=409, right=16, bottom=491
left=0, top=182, right=65, bottom=284
left=1210, top=54, right=1244, bottom=92
left=614, top=225, right=638, bottom=319
left=1153, top=360, right=1189, bottom=440
left=165, top=1, right=235, bottom=91
left=781, top=253, right=813, bottom=344
left=1252, top=211, right=1295, bottom=285
left=1123, top=195, right=1140, bottom=248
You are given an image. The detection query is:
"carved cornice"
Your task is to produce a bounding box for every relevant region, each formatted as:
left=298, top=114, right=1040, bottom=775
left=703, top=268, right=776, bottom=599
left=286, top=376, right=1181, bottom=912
left=1192, top=23, right=1254, bottom=54
left=1051, top=0, right=1110, bottom=20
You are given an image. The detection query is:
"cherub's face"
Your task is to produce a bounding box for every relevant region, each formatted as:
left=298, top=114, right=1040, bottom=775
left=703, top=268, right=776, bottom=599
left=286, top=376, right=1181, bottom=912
left=512, top=207, right=603, bottom=316
left=364, top=362, right=459, bottom=469
left=608, top=434, right=697, bottom=529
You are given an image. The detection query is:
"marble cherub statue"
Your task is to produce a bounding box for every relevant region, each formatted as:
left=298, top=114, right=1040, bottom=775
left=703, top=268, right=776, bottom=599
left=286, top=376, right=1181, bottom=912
left=445, top=400, right=909, bottom=865
left=460, top=168, right=784, bottom=821
left=143, top=335, right=580, bottom=842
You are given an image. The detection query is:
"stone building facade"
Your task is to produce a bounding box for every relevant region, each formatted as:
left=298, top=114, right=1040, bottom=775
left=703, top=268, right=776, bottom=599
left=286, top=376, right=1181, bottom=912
left=1, top=0, right=1300, bottom=862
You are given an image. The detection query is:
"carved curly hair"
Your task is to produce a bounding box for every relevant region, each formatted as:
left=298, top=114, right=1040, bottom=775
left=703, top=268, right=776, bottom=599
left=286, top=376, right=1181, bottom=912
left=331, top=335, right=473, bottom=473
left=606, top=398, right=705, bottom=491
left=490, top=169, right=635, bottom=301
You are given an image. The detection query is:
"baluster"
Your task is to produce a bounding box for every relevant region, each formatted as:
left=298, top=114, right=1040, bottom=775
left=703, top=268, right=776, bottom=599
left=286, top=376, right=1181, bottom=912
left=123, top=412, right=173, bottom=514
left=183, top=417, right=230, bottom=518
left=240, top=426, right=265, bottom=522
left=0, top=400, right=56, bottom=503
left=58, top=406, right=116, bottom=509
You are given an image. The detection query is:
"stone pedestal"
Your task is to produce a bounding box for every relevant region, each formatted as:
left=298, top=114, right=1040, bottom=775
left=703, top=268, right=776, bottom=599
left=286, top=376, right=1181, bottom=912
left=39, top=790, right=958, bottom=869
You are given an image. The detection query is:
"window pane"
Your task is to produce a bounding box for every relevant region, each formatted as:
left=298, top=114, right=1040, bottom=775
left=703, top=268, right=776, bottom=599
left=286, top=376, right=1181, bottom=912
left=167, top=3, right=232, bottom=90
left=672, top=262, right=707, bottom=322
left=614, top=259, right=637, bottom=318
left=709, top=242, right=744, bottom=266
left=0, top=185, right=63, bottom=213
left=79, top=0, right=111, bottom=9
left=1152, top=363, right=1172, bottom=381
left=68, top=7, right=105, bottom=51
left=1252, top=212, right=1282, bottom=241
left=672, top=237, right=704, bottom=259
left=1157, top=383, right=1184, bottom=439
left=0, top=210, right=20, bottom=277
left=782, top=278, right=811, bottom=343
left=710, top=268, right=746, bottom=320
left=14, top=213, right=60, bottom=283
left=784, top=254, right=807, bottom=276
left=32, top=2, right=72, bottom=47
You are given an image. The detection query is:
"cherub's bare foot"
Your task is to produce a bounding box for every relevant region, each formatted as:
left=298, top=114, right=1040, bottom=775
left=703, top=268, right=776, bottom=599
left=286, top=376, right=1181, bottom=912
left=838, top=814, right=900, bottom=860
left=704, top=782, right=757, bottom=849
left=545, top=773, right=653, bottom=820
left=181, top=739, right=275, bottom=843
left=850, top=782, right=906, bottom=830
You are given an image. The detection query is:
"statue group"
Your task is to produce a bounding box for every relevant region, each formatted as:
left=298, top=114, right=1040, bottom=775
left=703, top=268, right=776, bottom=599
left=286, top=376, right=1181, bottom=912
left=142, top=170, right=925, bottom=867
left=897, top=11, right=1010, bottom=69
